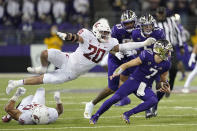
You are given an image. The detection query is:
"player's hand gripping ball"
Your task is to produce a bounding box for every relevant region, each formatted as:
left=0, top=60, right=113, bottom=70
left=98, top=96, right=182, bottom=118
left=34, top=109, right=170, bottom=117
left=157, top=81, right=170, bottom=93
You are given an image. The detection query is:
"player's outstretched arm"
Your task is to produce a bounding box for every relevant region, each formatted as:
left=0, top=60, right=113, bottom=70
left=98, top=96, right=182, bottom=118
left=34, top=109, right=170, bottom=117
left=111, top=38, right=156, bottom=52
left=54, top=91, right=63, bottom=116
left=4, top=87, right=26, bottom=120
left=110, top=57, right=142, bottom=80
left=56, top=32, right=84, bottom=43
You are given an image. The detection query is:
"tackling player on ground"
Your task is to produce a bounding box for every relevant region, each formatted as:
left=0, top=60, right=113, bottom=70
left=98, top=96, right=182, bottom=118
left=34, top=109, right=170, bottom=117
left=2, top=87, right=63, bottom=124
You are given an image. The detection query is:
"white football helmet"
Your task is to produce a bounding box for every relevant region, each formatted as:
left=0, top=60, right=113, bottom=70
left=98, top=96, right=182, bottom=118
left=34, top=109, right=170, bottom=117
left=92, top=18, right=111, bottom=43
left=31, top=106, right=49, bottom=124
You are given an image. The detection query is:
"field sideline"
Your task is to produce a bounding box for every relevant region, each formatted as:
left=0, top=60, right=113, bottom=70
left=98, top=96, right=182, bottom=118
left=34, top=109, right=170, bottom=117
left=0, top=72, right=197, bottom=131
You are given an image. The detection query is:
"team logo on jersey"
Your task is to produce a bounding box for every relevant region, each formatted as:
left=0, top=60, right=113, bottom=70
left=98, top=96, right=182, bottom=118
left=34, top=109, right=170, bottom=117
left=137, top=37, right=141, bottom=41
left=148, top=62, right=151, bottom=65
left=129, top=77, right=134, bottom=80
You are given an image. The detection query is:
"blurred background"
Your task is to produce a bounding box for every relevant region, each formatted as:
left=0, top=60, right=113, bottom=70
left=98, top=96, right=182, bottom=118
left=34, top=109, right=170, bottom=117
left=0, top=0, right=196, bottom=72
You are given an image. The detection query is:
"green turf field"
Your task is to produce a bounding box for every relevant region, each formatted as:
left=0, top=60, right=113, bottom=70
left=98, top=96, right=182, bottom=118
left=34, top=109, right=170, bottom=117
left=0, top=73, right=197, bottom=131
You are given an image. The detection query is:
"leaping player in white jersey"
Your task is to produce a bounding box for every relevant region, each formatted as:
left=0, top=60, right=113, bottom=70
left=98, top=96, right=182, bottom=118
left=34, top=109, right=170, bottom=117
left=2, top=87, right=63, bottom=124
left=6, top=18, right=156, bottom=95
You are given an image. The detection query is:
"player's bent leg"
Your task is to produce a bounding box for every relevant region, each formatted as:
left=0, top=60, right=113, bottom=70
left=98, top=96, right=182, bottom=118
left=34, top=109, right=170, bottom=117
left=90, top=94, right=123, bottom=124
left=31, top=88, right=45, bottom=105
left=115, top=75, right=131, bottom=106
left=92, top=87, right=115, bottom=105
left=43, top=69, right=76, bottom=84
left=123, top=88, right=158, bottom=122
left=84, top=87, right=114, bottom=119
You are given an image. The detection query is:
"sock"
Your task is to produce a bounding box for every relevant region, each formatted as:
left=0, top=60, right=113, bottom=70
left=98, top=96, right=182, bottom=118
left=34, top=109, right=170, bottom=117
left=96, top=94, right=122, bottom=116
left=124, top=96, right=157, bottom=117
left=15, top=80, right=24, bottom=86
left=41, top=66, right=47, bottom=72
left=156, top=91, right=165, bottom=101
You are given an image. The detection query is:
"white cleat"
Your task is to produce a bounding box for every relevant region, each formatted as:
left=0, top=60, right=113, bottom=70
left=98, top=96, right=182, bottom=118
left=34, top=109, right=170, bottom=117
left=6, top=80, right=18, bottom=95
left=181, top=88, right=189, bottom=94
left=84, top=102, right=94, bottom=119
left=27, top=67, right=47, bottom=74
left=15, top=87, right=26, bottom=97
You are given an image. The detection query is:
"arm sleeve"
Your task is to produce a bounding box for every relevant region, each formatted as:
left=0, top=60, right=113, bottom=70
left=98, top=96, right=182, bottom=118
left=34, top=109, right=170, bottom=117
left=119, top=41, right=146, bottom=52
left=139, top=50, right=147, bottom=62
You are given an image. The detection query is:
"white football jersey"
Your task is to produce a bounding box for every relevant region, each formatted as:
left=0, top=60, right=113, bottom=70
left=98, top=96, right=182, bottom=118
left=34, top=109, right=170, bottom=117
left=18, top=104, right=58, bottom=125
left=69, top=28, right=119, bottom=74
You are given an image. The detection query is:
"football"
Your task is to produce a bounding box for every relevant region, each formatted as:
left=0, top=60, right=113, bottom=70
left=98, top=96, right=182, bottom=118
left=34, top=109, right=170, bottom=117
left=156, top=81, right=170, bottom=90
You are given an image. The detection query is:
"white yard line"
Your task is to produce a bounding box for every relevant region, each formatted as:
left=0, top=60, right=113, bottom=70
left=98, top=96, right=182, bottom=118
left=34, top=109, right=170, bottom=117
left=58, top=114, right=197, bottom=120
left=1, top=123, right=197, bottom=130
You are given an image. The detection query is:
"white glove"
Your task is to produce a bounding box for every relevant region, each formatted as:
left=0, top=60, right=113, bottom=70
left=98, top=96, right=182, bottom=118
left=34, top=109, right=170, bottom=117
left=56, top=32, right=67, bottom=40
left=15, top=87, right=26, bottom=97
left=188, top=53, right=196, bottom=67
left=124, top=50, right=137, bottom=57
left=115, top=52, right=124, bottom=60
left=144, top=37, right=156, bottom=46
left=54, top=91, right=62, bottom=104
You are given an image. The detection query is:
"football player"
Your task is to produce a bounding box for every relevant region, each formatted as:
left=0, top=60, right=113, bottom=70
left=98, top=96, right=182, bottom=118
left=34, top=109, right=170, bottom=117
left=6, top=18, right=155, bottom=95
left=89, top=40, right=172, bottom=124
left=182, top=44, right=197, bottom=93
left=84, top=10, right=138, bottom=119
left=3, top=87, right=63, bottom=124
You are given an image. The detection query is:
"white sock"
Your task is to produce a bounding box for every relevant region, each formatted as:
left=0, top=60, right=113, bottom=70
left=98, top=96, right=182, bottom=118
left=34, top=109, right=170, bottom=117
left=15, top=80, right=24, bottom=86
left=41, top=66, right=47, bottom=72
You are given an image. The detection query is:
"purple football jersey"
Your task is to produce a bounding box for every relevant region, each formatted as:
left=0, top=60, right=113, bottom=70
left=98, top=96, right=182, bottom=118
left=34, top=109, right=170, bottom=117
left=132, top=27, right=165, bottom=51
left=131, top=50, right=171, bottom=87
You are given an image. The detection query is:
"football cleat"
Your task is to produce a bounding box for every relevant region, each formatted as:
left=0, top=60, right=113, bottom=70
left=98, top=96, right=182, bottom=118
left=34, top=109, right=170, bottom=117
left=121, top=113, right=130, bottom=124
left=114, top=97, right=131, bottom=106
left=2, top=114, right=12, bottom=123
left=84, top=102, right=94, bottom=119
left=6, top=80, right=18, bottom=95
left=89, top=114, right=99, bottom=124
left=27, top=66, right=47, bottom=74
left=145, top=107, right=157, bottom=119
left=152, top=108, right=158, bottom=117
left=145, top=108, right=153, bottom=119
